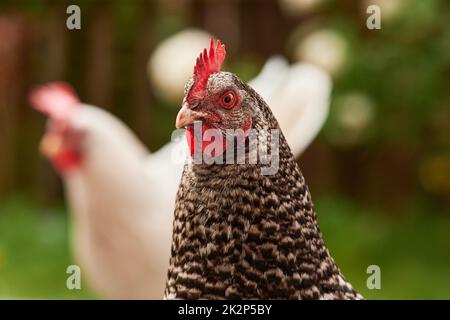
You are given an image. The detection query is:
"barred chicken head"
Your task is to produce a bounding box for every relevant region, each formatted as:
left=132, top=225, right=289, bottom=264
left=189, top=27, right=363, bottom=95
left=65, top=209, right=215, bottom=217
left=176, top=39, right=254, bottom=158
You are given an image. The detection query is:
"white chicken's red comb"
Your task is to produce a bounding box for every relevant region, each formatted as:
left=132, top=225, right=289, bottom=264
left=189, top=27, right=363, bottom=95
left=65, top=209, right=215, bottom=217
left=188, top=38, right=226, bottom=102
left=29, top=82, right=80, bottom=120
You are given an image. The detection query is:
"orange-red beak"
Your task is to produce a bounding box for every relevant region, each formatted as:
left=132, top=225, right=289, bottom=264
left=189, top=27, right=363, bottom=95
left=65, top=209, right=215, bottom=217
left=39, top=132, right=64, bottom=159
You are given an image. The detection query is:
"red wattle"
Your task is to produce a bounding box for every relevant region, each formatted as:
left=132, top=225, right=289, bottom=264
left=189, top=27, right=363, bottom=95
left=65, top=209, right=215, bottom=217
left=185, top=117, right=252, bottom=159
left=186, top=124, right=226, bottom=158
left=53, top=148, right=82, bottom=172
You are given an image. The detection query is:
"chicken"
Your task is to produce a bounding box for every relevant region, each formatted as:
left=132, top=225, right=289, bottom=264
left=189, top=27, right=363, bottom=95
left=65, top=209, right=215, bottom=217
left=30, top=54, right=331, bottom=299
left=30, top=83, right=173, bottom=299
left=250, top=56, right=331, bottom=157
left=165, top=39, right=361, bottom=299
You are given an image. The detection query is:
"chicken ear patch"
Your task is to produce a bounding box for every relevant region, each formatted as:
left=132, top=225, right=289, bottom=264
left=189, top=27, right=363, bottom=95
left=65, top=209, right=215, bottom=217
left=188, top=38, right=226, bottom=102
left=29, top=82, right=80, bottom=120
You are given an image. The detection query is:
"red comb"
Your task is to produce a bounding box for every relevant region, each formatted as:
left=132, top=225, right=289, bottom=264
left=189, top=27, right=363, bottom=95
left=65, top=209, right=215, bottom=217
left=29, top=82, right=80, bottom=120
left=188, top=38, right=226, bottom=102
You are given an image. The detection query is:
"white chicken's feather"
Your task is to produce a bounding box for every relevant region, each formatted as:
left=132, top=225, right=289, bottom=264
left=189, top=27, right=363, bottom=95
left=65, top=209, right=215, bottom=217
left=248, top=55, right=290, bottom=102
left=266, top=62, right=332, bottom=156
left=64, top=106, right=172, bottom=299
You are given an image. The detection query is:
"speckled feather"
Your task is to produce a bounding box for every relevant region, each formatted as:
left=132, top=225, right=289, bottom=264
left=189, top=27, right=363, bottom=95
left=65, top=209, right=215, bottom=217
left=165, top=72, right=362, bottom=300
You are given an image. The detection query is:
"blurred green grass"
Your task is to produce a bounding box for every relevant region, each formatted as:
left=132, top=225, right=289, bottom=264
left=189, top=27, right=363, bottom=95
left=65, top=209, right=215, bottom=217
left=316, top=195, right=450, bottom=299
left=0, top=195, right=449, bottom=299
left=0, top=197, right=94, bottom=299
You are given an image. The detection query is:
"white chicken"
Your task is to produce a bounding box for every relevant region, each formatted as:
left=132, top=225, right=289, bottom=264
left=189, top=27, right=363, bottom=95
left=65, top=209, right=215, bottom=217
left=31, top=57, right=331, bottom=299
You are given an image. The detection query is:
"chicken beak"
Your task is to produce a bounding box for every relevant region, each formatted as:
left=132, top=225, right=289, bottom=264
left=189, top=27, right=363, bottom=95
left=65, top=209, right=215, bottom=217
left=175, top=103, right=205, bottom=128
left=40, top=132, right=63, bottom=159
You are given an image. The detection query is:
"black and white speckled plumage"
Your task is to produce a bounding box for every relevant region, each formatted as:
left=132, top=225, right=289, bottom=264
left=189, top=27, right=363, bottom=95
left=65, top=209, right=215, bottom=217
left=165, top=72, right=362, bottom=300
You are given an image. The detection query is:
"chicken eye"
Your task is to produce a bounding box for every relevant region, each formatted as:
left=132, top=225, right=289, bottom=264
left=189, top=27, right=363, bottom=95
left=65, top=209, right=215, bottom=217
left=221, top=91, right=236, bottom=109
